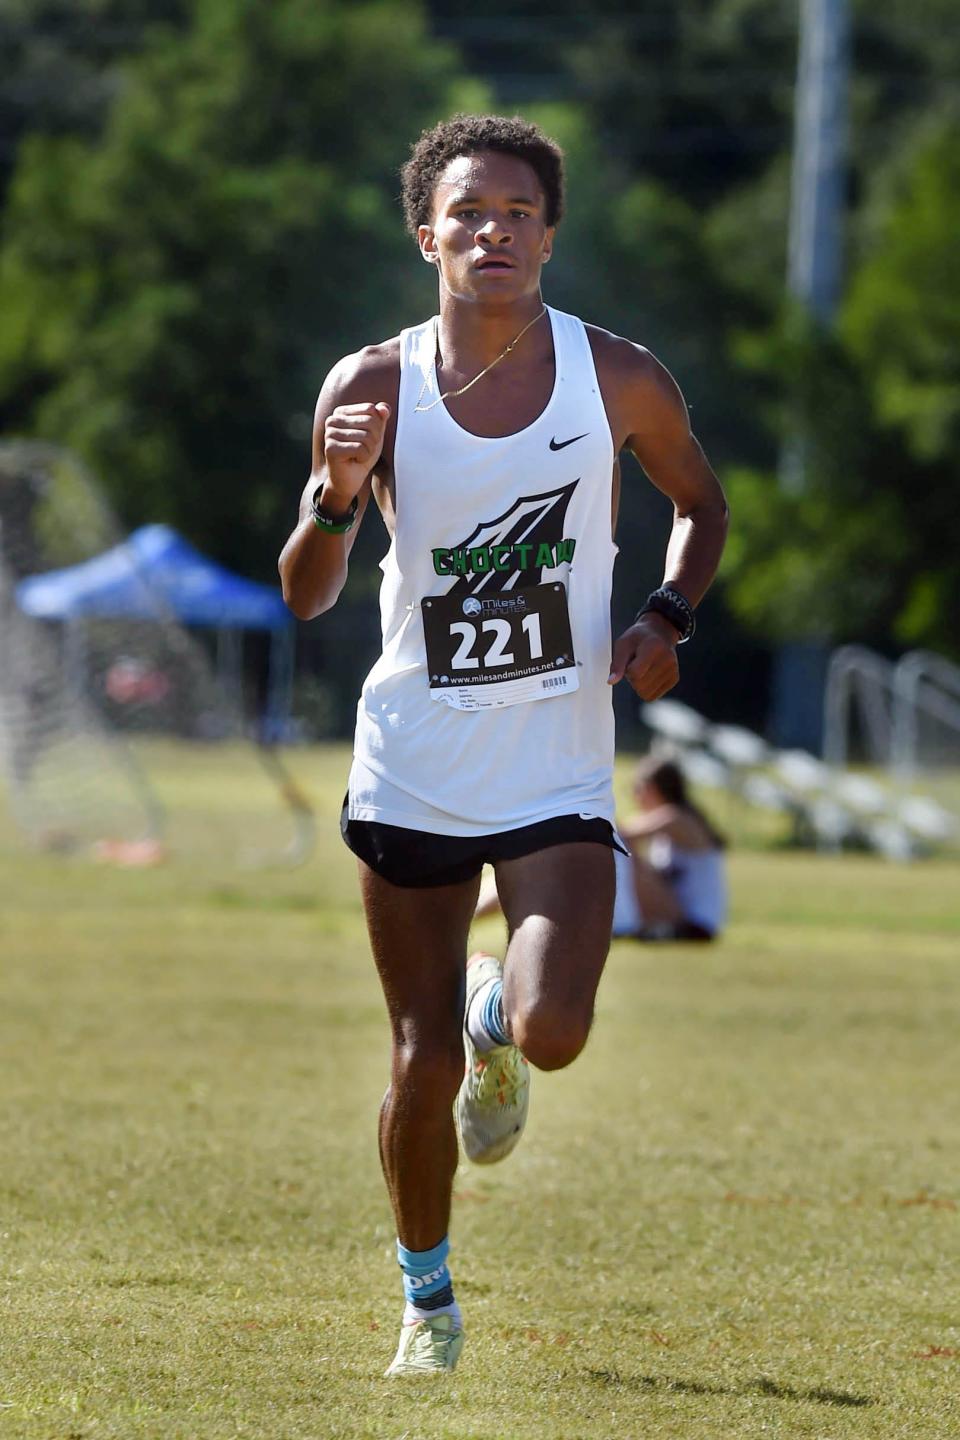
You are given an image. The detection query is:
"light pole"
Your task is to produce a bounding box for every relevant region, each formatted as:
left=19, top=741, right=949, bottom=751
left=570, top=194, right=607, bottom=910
left=774, top=0, right=850, bottom=750
left=788, top=0, right=850, bottom=325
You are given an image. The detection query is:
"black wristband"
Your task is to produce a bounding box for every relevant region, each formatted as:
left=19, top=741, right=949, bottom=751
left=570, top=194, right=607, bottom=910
left=636, top=586, right=696, bottom=644
left=311, top=486, right=358, bottom=534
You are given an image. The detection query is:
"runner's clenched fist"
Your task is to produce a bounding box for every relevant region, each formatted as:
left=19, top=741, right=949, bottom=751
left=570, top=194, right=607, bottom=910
left=323, top=402, right=392, bottom=504
left=608, top=612, right=681, bottom=700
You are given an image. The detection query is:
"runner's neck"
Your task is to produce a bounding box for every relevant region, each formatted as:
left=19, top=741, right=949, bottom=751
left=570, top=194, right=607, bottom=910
left=435, top=296, right=548, bottom=375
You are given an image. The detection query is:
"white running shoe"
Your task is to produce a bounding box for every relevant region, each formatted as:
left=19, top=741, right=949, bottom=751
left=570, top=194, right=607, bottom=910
left=385, top=1313, right=464, bottom=1376
left=456, top=953, right=530, bottom=1165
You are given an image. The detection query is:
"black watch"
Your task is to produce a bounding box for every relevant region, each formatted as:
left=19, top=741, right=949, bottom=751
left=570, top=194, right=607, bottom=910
left=635, top=586, right=696, bottom=644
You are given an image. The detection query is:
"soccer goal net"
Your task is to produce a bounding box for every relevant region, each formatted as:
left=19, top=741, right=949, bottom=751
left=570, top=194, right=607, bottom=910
left=0, top=441, right=312, bottom=867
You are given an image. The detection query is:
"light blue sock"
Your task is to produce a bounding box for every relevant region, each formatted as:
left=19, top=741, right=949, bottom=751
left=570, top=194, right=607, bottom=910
left=396, top=1237, right=460, bottom=1324
left=466, top=976, right=510, bottom=1051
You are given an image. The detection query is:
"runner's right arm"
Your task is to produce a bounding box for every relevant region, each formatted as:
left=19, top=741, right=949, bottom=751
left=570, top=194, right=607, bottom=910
left=278, top=354, right=392, bottom=620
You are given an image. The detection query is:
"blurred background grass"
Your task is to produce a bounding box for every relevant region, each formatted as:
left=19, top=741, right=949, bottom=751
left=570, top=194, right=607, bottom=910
left=2, top=745, right=959, bottom=1438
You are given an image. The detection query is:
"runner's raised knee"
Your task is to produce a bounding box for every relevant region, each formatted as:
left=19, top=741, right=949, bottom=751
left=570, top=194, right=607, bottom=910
left=510, top=1002, right=592, bottom=1072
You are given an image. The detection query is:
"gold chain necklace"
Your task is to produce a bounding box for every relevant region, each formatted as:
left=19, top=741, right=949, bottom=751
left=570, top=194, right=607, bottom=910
left=414, top=307, right=546, bottom=413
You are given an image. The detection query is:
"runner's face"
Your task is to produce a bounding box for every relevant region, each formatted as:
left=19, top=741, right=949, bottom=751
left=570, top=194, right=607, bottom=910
left=419, top=150, right=554, bottom=303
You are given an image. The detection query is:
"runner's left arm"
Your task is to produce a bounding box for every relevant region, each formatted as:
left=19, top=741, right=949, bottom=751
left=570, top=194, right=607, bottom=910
left=607, top=344, right=729, bottom=700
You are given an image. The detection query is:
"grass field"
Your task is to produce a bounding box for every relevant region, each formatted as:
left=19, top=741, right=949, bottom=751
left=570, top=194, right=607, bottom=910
left=2, top=742, right=959, bottom=1439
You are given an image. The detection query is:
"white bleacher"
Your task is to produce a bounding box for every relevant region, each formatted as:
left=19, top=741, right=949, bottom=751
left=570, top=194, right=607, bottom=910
left=678, top=747, right=731, bottom=790
left=809, top=797, right=858, bottom=851
left=773, top=748, right=831, bottom=796
left=897, top=796, right=956, bottom=845
left=833, top=772, right=889, bottom=818
left=640, top=699, right=709, bottom=748
left=639, top=700, right=955, bottom=861
left=741, top=773, right=795, bottom=815
left=867, top=818, right=916, bottom=863
left=709, top=723, right=769, bottom=769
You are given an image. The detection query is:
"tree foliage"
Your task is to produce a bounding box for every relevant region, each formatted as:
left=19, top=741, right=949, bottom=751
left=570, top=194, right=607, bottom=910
left=0, top=0, right=190, bottom=204
left=0, top=0, right=477, bottom=573
left=720, top=116, right=960, bottom=658
left=0, top=0, right=957, bottom=702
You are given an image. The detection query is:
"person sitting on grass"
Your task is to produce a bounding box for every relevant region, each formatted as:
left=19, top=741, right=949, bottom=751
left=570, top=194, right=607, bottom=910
left=613, top=755, right=727, bottom=941
left=475, top=754, right=728, bottom=941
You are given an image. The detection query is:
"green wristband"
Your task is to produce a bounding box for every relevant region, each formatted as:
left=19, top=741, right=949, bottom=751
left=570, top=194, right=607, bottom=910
left=311, top=487, right=358, bottom=534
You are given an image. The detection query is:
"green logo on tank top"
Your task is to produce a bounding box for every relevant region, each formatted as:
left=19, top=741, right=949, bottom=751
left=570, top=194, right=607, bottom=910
left=432, top=537, right=576, bottom=578
left=432, top=480, right=580, bottom=595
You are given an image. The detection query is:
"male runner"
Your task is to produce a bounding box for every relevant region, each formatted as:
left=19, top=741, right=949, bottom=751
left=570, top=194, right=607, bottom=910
left=278, top=113, right=728, bottom=1376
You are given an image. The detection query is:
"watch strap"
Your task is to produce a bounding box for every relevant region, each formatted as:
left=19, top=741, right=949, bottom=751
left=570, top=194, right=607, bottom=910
left=636, top=586, right=696, bottom=644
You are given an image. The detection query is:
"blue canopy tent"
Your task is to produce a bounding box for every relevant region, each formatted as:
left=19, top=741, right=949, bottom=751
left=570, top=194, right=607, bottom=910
left=15, top=523, right=313, bottom=863
left=16, top=523, right=294, bottom=733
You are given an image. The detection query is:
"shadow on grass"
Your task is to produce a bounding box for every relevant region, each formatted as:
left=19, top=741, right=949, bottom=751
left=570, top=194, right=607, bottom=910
left=585, top=1369, right=873, bottom=1408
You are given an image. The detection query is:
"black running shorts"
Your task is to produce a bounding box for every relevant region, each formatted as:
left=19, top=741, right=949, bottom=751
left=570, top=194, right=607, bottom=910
left=341, top=800, right=625, bottom=889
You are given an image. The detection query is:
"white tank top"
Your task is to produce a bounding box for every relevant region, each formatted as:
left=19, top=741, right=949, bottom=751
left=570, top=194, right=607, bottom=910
left=348, top=305, right=618, bottom=836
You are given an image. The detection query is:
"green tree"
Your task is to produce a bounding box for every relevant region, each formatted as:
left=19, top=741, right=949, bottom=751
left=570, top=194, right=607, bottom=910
left=0, top=0, right=480, bottom=575
left=431, top=0, right=960, bottom=675
left=431, top=0, right=799, bottom=205
left=0, top=0, right=189, bottom=203
left=842, top=118, right=960, bottom=650
left=844, top=119, right=960, bottom=468
left=721, top=120, right=960, bottom=659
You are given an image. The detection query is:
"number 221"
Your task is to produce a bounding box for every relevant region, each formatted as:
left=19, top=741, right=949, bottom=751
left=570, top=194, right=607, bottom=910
left=448, top=614, right=542, bottom=670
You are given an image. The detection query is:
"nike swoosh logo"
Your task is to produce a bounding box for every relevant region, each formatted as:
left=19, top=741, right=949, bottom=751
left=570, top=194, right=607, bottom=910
left=549, top=433, right=588, bottom=451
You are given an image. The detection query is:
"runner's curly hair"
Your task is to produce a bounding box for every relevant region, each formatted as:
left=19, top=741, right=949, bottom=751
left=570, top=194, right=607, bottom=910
left=401, top=114, right=565, bottom=238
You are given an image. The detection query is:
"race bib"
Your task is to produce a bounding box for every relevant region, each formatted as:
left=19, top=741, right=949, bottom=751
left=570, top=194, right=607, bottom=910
left=422, top=582, right=579, bottom=711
